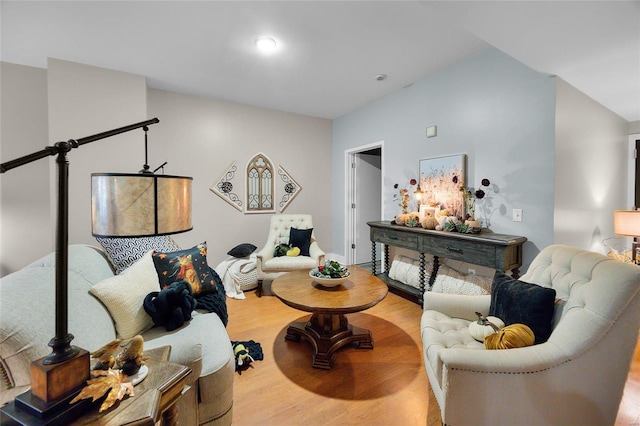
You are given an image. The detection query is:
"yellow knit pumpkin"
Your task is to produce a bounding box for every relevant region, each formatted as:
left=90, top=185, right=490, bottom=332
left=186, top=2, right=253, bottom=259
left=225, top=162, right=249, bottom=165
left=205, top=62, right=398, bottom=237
left=484, top=323, right=535, bottom=350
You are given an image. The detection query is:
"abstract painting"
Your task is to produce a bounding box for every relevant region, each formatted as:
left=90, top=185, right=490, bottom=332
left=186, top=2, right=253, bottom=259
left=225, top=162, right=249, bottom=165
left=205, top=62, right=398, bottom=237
left=419, top=154, right=466, bottom=218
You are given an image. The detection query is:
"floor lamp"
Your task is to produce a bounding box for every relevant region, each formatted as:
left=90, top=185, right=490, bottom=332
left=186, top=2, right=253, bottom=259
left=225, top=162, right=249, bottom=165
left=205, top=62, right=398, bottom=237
left=0, top=118, right=191, bottom=424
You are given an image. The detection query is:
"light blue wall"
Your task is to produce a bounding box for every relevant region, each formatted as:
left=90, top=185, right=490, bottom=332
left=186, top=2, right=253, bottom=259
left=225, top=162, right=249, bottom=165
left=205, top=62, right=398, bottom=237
left=332, top=48, right=557, bottom=269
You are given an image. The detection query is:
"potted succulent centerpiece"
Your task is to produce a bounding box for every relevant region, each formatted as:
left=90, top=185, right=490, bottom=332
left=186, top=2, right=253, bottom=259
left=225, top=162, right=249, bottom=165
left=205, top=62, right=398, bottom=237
left=309, top=260, right=350, bottom=288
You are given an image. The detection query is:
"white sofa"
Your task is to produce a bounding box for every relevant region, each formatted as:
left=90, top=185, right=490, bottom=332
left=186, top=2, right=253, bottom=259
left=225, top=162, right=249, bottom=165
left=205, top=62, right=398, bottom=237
left=421, top=244, right=640, bottom=426
left=0, top=244, right=234, bottom=425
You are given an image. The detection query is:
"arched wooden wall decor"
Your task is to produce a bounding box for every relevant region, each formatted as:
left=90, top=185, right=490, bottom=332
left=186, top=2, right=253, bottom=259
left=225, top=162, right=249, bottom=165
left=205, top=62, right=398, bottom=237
left=211, top=154, right=303, bottom=213
left=245, top=153, right=275, bottom=213
left=210, top=161, right=243, bottom=211
left=278, top=165, right=302, bottom=213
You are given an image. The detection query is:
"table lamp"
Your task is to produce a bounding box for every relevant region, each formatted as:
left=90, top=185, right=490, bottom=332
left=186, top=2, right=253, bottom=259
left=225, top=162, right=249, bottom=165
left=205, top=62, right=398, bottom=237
left=613, top=210, right=640, bottom=264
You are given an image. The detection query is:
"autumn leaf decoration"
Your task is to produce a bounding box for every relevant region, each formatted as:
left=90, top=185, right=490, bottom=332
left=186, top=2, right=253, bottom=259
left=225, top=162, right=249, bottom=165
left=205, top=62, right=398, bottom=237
left=70, top=369, right=134, bottom=412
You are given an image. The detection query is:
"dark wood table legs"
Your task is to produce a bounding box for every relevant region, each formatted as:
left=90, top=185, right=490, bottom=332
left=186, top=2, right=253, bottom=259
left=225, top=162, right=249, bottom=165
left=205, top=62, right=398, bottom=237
left=284, top=313, right=373, bottom=370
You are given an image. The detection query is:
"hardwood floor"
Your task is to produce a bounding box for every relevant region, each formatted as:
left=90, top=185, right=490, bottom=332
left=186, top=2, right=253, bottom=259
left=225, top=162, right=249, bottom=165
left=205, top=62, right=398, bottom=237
left=618, top=339, right=640, bottom=426
left=226, top=289, right=640, bottom=426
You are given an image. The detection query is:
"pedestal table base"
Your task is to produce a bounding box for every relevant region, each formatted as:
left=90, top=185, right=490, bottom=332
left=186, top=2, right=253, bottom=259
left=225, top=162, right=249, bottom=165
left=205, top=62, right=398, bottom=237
left=285, top=313, right=373, bottom=369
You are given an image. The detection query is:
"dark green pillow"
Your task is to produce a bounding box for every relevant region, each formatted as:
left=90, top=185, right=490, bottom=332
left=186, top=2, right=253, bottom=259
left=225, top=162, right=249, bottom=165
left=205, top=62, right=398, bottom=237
left=489, top=271, right=556, bottom=344
left=274, top=243, right=290, bottom=257
left=289, top=227, right=313, bottom=257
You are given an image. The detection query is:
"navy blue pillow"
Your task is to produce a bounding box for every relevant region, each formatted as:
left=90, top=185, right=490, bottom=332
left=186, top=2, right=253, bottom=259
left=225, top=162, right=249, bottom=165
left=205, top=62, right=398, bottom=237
left=489, top=271, right=556, bottom=345
left=289, top=227, right=313, bottom=257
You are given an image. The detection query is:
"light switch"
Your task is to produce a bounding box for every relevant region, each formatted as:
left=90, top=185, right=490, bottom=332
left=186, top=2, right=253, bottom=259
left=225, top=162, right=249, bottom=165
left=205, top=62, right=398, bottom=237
left=513, top=209, right=523, bottom=222
left=426, top=125, right=437, bottom=138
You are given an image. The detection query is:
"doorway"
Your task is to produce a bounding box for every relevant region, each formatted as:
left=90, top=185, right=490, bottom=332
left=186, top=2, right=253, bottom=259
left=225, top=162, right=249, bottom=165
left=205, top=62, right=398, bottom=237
left=345, top=142, right=383, bottom=266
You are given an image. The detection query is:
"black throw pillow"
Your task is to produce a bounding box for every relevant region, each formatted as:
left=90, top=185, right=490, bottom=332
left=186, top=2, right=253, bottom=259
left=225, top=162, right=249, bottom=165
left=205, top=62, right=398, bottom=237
left=489, top=271, right=556, bottom=345
left=289, top=227, right=313, bottom=257
left=227, top=243, right=257, bottom=258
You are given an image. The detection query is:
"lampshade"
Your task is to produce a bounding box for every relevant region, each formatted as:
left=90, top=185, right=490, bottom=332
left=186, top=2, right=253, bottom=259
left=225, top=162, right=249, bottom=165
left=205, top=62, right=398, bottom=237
left=91, top=173, right=192, bottom=237
left=614, top=210, right=640, bottom=237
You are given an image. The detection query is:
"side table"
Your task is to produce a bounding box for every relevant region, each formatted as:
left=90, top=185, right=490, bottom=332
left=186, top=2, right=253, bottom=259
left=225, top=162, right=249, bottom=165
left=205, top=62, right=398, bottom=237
left=70, top=345, right=190, bottom=426
left=1, top=345, right=190, bottom=426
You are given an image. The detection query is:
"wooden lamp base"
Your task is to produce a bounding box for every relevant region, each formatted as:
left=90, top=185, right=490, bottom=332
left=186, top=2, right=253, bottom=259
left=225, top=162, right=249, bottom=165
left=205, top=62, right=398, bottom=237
left=0, top=347, right=92, bottom=425
left=30, top=347, right=90, bottom=402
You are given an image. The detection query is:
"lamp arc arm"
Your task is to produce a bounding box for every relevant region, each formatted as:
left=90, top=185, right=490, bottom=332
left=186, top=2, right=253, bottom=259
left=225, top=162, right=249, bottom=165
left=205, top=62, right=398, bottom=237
left=0, top=117, right=159, bottom=174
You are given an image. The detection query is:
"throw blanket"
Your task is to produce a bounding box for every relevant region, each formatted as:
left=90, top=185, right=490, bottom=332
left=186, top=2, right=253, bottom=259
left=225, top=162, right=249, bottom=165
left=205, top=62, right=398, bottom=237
left=144, top=267, right=228, bottom=329
left=215, top=254, right=258, bottom=299
left=231, top=340, right=264, bottom=373
left=194, top=266, right=228, bottom=326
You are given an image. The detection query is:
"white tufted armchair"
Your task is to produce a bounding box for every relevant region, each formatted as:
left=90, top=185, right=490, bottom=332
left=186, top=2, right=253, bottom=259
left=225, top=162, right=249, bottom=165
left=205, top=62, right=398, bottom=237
left=255, top=214, right=325, bottom=297
left=421, top=244, right=640, bottom=426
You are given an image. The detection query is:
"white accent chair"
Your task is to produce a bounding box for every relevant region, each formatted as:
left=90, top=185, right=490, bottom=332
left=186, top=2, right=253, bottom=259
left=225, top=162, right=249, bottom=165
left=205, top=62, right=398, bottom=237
left=255, top=214, right=325, bottom=297
left=421, top=244, right=640, bottom=426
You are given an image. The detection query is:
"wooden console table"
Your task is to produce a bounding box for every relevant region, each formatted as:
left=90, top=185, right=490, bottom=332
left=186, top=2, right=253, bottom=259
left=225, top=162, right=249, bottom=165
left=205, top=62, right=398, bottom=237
left=368, top=221, right=527, bottom=303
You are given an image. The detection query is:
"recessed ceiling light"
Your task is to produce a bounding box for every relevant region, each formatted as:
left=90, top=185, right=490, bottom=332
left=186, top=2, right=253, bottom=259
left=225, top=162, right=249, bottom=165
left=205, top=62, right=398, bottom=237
left=255, top=36, right=277, bottom=53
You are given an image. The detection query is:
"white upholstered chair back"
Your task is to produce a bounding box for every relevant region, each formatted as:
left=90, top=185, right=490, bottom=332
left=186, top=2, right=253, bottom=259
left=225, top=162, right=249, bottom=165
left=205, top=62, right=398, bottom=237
left=255, top=214, right=325, bottom=296
left=522, top=245, right=640, bottom=357
left=262, top=214, right=316, bottom=248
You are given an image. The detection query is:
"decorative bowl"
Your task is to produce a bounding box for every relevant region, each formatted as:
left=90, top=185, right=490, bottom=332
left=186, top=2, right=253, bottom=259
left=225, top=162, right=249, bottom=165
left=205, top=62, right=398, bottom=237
left=309, top=269, right=350, bottom=288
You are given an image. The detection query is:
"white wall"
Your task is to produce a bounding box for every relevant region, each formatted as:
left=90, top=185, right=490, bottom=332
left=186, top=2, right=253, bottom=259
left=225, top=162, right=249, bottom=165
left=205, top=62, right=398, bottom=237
left=47, top=59, right=149, bottom=248
left=555, top=78, right=631, bottom=252
left=0, top=59, right=332, bottom=275
left=2, top=52, right=631, bottom=275
left=0, top=63, right=51, bottom=275
left=146, top=89, right=333, bottom=264
left=332, top=48, right=556, bottom=270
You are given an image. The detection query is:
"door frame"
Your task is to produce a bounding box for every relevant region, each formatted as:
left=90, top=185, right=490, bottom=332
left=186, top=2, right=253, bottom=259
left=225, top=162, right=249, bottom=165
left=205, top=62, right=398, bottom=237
left=344, top=141, right=384, bottom=266
left=630, top=134, right=640, bottom=208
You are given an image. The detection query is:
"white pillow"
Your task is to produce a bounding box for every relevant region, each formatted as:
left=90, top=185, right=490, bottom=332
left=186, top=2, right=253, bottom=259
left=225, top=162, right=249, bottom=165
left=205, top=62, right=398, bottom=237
left=90, top=251, right=159, bottom=339
left=431, top=267, right=490, bottom=296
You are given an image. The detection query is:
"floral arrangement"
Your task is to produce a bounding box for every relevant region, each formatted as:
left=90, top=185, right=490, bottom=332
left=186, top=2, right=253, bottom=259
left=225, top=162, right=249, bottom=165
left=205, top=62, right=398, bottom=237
left=393, top=179, right=417, bottom=214
left=455, top=176, right=492, bottom=221
left=391, top=174, right=495, bottom=234
left=310, top=260, right=350, bottom=279
left=410, top=175, right=494, bottom=234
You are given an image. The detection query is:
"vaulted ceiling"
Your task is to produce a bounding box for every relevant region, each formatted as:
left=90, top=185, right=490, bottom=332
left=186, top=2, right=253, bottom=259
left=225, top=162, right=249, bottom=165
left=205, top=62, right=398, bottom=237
left=1, top=1, right=638, bottom=121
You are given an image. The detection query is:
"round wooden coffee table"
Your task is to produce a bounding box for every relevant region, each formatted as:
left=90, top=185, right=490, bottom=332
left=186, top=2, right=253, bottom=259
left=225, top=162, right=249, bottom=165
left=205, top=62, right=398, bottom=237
left=271, top=265, right=388, bottom=369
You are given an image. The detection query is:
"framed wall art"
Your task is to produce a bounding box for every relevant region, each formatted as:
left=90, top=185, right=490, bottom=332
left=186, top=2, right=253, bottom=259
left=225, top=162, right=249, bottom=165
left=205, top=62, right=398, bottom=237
left=210, top=161, right=243, bottom=211
left=277, top=165, right=302, bottom=213
left=211, top=153, right=303, bottom=214
left=419, top=154, right=466, bottom=218
left=246, top=153, right=275, bottom=214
